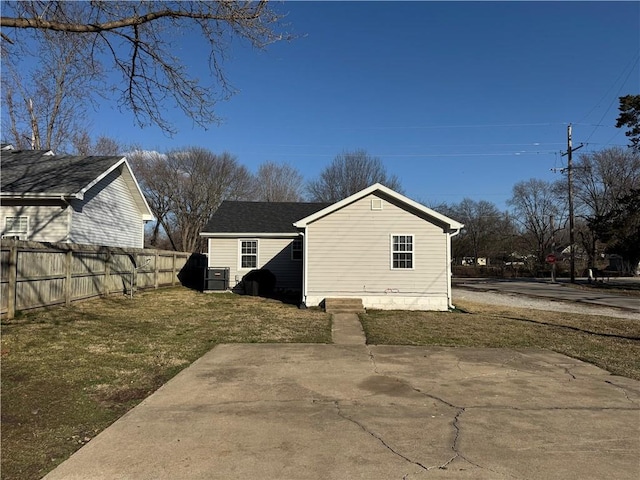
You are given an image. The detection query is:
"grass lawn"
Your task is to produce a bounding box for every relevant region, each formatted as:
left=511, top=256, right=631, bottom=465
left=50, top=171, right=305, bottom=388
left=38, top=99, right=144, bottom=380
left=361, top=299, right=640, bottom=381
left=1, top=287, right=331, bottom=480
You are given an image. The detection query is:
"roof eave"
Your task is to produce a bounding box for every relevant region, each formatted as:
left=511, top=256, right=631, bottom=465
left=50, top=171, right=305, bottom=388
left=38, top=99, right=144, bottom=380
left=0, top=192, right=81, bottom=200
left=200, top=232, right=300, bottom=238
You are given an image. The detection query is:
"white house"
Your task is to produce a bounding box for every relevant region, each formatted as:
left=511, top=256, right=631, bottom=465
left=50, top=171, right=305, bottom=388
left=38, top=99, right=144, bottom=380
left=0, top=147, right=154, bottom=249
left=201, top=184, right=463, bottom=311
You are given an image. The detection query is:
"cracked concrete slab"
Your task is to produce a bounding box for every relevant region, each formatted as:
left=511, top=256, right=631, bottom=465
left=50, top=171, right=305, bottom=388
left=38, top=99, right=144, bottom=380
left=43, top=344, right=640, bottom=480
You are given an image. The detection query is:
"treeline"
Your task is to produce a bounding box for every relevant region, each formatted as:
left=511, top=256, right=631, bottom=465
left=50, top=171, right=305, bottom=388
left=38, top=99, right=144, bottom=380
left=130, top=149, right=400, bottom=252
left=438, top=144, right=639, bottom=275
left=441, top=95, right=640, bottom=276
left=130, top=144, right=639, bottom=277
left=129, top=95, right=639, bottom=276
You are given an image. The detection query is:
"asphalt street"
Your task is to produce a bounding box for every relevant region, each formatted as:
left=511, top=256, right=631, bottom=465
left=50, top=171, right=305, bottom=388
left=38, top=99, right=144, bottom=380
left=453, top=278, right=640, bottom=314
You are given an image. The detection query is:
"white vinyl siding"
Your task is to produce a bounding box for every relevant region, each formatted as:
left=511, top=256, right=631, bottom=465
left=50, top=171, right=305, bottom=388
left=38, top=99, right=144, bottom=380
left=69, top=166, right=144, bottom=248
left=0, top=204, right=69, bottom=242
left=305, top=193, right=448, bottom=300
left=208, top=236, right=303, bottom=290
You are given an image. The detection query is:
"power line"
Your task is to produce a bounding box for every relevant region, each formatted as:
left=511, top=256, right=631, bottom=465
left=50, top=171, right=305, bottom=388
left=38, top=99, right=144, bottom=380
left=576, top=54, right=640, bottom=126
left=259, top=152, right=560, bottom=159
left=342, top=122, right=566, bottom=130
left=583, top=55, right=640, bottom=144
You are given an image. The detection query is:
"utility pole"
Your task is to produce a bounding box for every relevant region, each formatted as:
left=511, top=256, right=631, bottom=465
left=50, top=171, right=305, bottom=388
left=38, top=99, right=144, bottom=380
left=550, top=214, right=556, bottom=283
left=561, top=124, right=583, bottom=284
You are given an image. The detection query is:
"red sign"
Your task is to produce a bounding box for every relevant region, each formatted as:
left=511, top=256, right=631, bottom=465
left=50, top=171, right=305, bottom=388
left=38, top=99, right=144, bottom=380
left=545, top=254, right=557, bottom=264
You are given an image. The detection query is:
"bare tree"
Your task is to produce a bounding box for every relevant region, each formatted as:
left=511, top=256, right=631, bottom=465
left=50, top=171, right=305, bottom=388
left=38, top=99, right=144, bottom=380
left=508, top=179, right=567, bottom=272
left=1, top=1, right=289, bottom=138
left=130, top=147, right=254, bottom=252
left=2, top=5, right=101, bottom=152
left=572, top=147, right=640, bottom=268
left=574, top=147, right=640, bottom=218
left=254, top=161, right=304, bottom=202
left=446, top=199, right=504, bottom=264
left=72, top=132, right=123, bottom=156
left=307, top=150, right=403, bottom=202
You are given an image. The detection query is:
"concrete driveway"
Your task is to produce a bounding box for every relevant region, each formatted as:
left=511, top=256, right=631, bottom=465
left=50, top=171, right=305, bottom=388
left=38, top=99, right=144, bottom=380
left=44, top=341, right=640, bottom=479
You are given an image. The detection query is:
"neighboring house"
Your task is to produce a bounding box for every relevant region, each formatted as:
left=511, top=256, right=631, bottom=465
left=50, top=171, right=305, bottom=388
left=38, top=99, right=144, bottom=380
left=201, top=183, right=464, bottom=311
left=1, top=147, right=154, bottom=249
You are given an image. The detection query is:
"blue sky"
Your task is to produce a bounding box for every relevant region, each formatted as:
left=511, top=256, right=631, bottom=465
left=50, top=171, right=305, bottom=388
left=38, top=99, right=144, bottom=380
left=96, top=1, right=639, bottom=210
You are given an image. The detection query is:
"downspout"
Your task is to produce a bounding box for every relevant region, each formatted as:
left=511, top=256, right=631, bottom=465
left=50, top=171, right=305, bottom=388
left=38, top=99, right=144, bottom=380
left=447, top=227, right=461, bottom=310
left=299, top=230, right=307, bottom=308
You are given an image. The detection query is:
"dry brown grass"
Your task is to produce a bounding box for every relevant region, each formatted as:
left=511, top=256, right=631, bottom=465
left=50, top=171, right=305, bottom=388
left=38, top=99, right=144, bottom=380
left=360, top=300, right=640, bottom=382
left=1, top=287, right=330, bottom=480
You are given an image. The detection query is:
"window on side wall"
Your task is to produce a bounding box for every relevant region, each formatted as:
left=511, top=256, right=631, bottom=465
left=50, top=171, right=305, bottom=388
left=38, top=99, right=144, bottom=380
left=240, top=240, right=258, bottom=269
left=4, top=216, right=28, bottom=239
left=291, top=237, right=303, bottom=261
left=391, top=234, right=414, bottom=269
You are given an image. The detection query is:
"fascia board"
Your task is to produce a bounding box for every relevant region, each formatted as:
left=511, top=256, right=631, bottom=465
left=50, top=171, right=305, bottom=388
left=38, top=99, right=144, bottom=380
left=199, top=232, right=300, bottom=238
left=0, top=192, right=80, bottom=200
left=77, top=157, right=125, bottom=198
left=120, top=158, right=155, bottom=219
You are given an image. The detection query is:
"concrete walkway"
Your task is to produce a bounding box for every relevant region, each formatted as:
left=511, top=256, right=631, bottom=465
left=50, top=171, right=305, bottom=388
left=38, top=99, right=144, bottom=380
left=331, top=313, right=366, bottom=345
left=43, top=320, right=640, bottom=480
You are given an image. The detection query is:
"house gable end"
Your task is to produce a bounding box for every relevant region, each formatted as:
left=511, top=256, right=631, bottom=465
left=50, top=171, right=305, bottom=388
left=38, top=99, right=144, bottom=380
left=294, top=183, right=464, bottom=232
left=0, top=151, right=153, bottom=220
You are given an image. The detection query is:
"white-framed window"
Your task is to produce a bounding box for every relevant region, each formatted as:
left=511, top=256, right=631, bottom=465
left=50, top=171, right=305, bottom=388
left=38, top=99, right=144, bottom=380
left=391, top=234, right=414, bottom=269
left=291, top=237, right=303, bottom=261
left=239, top=240, right=258, bottom=269
left=4, top=216, right=28, bottom=239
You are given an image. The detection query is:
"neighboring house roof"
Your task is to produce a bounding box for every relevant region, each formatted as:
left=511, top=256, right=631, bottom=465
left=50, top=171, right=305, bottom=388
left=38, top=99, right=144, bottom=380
left=294, top=183, right=464, bottom=231
left=0, top=149, right=154, bottom=220
left=202, top=201, right=332, bottom=235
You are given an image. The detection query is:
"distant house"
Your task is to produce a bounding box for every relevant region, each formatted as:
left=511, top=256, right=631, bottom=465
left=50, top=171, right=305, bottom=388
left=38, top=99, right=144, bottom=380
left=201, top=183, right=464, bottom=311
left=0, top=147, right=154, bottom=249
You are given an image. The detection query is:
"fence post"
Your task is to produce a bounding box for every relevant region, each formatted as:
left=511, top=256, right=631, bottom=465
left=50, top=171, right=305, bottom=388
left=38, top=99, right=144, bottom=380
left=7, top=245, right=18, bottom=319
left=172, top=253, right=177, bottom=286
left=154, top=250, right=159, bottom=289
left=65, top=249, right=72, bottom=306
left=131, top=253, right=138, bottom=297
left=103, top=248, right=111, bottom=296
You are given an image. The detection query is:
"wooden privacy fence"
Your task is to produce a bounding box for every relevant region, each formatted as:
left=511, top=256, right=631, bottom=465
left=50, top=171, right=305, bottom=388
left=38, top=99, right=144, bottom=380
left=1, top=239, right=193, bottom=319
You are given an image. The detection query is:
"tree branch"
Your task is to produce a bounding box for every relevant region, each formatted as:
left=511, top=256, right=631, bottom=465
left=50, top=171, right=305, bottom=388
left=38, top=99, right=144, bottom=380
left=1, top=1, right=288, bottom=137
left=0, top=4, right=267, bottom=33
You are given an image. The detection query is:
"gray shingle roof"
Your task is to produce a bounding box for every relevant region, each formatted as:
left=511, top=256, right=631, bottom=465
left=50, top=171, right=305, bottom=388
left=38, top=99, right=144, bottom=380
left=1, top=149, right=124, bottom=196
left=203, top=201, right=332, bottom=234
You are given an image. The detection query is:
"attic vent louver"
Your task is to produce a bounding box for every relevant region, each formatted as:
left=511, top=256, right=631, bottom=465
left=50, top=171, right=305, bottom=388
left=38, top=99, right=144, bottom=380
left=371, top=198, right=383, bottom=210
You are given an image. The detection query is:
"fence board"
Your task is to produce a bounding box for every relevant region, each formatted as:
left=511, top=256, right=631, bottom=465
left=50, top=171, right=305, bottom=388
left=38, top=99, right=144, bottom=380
left=1, top=239, right=193, bottom=318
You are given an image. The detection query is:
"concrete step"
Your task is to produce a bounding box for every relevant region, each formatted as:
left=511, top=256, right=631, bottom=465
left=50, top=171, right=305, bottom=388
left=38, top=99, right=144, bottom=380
left=324, top=297, right=365, bottom=314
